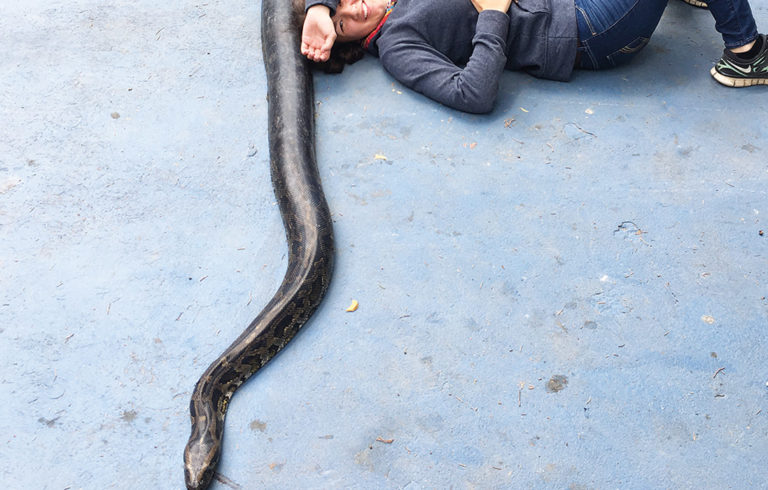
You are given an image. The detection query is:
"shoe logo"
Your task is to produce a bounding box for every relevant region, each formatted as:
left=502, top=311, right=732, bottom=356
left=717, top=58, right=753, bottom=76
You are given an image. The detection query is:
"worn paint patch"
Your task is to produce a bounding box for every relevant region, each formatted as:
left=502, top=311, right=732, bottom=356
left=0, top=177, right=21, bottom=193
left=546, top=375, right=569, bottom=393
left=120, top=410, right=138, bottom=423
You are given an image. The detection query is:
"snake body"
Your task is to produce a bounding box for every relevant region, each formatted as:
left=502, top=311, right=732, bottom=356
left=183, top=1, right=334, bottom=488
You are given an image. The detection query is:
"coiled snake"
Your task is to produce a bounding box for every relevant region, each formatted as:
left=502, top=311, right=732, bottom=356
left=183, top=1, right=334, bottom=488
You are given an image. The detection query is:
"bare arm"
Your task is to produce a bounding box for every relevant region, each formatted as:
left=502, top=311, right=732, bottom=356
left=470, top=0, right=513, bottom=13
left=301, top=5, right=336, bottom=62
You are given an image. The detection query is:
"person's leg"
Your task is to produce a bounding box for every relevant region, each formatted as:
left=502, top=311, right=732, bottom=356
left=707, top=0, right=767, bottom=86
left=574, top=0, right=669, bottom=70
left=706, top=0, right=758, bottom=49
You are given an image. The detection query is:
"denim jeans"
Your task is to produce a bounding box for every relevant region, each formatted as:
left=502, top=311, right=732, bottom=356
left=708, top=0, right=759, bottom=48
left=574, top=0, right=759, bottom=70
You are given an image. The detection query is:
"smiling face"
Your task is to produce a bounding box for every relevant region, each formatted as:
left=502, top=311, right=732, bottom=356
left=332, top=0, right=389, bottom=42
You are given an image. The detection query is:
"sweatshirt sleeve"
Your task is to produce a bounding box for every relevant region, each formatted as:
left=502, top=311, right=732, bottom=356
left=305, top=0, right=339, bottom=16
left=378, top=10, right=509, bottom=114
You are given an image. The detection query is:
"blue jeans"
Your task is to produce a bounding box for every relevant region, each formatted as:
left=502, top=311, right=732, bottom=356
left=708, top=0, right=759, bottom=48
left=574, top=0, right=759, bottom=70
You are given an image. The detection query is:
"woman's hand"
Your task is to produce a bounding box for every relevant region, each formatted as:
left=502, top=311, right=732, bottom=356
left=301, top=5, right=337, bottom=62
left=470, top=0, right=513, bottom=13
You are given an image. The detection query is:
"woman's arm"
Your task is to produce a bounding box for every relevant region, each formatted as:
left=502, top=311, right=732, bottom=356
left=470, top=0, right=514, bottom=13
left=301, top=1, right=340, bottom=62
left=305, top=0, right=339, bottom=15
left=379, top=8, right=511, bottom=113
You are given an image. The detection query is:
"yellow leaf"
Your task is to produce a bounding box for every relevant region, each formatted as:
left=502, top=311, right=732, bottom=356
left=345, top=300, right=359, bottom=312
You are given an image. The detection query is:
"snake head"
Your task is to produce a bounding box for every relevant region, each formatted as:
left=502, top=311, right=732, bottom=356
left=185, top=376, right=231, bottom=489
left=184, top=434, right=220, bottom=490
left=184, top=402, right=222, bottom=490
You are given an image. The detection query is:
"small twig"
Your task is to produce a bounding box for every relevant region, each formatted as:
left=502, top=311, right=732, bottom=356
left=213, top=473, right=241, bottom=490
left=375, top=437, right=394, bottom=444
left=566, top=122, right=597, bottom=138
left=713, top=367, right=725, bottom=379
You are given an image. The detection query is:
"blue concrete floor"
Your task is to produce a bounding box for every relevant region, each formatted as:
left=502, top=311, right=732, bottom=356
left=2, top=1, right=767, bottom=488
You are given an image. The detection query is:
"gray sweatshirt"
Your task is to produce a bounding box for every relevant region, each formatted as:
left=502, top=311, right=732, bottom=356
left=306, top=0, right=577, bottom=113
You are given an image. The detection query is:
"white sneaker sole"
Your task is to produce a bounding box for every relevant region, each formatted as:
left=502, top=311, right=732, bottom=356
left=711, top=67, right=768, bottom=87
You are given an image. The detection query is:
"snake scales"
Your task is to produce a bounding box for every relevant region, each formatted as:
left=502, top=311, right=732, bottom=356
left=183, top=1, right=334, bottom=488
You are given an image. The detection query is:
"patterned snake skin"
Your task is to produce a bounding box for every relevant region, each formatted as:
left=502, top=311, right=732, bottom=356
left=183, top=1, right=334, bottom=488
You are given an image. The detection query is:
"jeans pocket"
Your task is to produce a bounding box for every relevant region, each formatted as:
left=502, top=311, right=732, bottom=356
left=606, top=36, right=650, bottom=67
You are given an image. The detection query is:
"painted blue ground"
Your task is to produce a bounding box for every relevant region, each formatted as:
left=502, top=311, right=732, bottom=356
left=1, top=1, right=766, bottom=488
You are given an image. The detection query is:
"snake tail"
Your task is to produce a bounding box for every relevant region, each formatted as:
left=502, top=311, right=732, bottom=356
left=183, top=0, right=334, bottom=488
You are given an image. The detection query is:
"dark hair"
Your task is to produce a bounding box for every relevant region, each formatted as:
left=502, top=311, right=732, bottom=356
left=292, top=0, right=366, bottom=74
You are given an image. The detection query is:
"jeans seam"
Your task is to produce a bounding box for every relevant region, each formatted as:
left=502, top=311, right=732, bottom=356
left=579, top=44, right=599, bottom=69
left=579, top=0, right=642, bottom=38
left=724, top=33, right=759, bottom=49
left=575, top=5, right=597, bottom=36
left=618, top=36, right=650, bottom=54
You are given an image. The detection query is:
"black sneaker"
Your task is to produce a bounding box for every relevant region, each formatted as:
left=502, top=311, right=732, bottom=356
left=680, top=0, right=707, bottom=8
left=711, top=34, right=768, bottom=87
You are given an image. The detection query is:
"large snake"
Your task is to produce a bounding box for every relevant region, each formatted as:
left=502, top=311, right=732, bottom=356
left=183, top=1, right=334, bottom=488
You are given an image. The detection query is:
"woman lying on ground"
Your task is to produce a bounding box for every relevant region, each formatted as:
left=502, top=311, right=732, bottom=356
left=297, top=0, right=767, bottom=114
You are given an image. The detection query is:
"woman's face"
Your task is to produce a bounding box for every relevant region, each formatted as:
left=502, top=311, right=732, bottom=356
left=332, top=0, right=389, bottom=42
